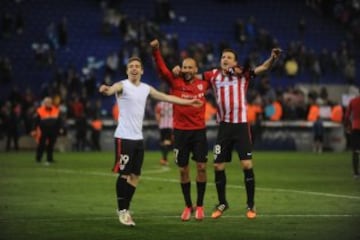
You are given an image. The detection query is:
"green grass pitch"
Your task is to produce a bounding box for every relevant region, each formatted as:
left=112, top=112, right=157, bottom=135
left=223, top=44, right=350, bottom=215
left=1, top=151, right=359, bottom=240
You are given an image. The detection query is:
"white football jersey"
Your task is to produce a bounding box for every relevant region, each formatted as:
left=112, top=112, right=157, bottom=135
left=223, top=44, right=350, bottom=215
left=114, top=79, right=150, bottom=140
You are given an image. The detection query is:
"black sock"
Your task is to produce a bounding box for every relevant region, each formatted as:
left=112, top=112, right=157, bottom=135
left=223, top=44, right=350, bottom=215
left=181, top=182, right=192, bottom=207
left=196, top=181, right=206, bottom=206
left=160, top=145, right=167, bottom=160
left=125, top=182, right=136, bottom=210
left=244, top=168, right=255, bottom=209
left=215, top=170, right=227, bottom=204
left=353, top=151, right=359, bottom=175
left=116, top=176, right=127, bottom=210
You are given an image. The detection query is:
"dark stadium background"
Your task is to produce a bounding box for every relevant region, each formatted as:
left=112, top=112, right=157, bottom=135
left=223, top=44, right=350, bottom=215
left=0, top=0, right=359, bottom=151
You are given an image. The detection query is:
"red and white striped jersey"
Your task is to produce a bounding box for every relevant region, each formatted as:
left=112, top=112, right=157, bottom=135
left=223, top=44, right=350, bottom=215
left=203, top=68, right=254, bottom=123
left=155, top=101, right=173, bottom=129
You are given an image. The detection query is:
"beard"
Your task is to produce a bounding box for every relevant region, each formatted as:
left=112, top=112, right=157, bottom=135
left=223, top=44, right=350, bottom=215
left=181, top=72, right=193, bottom=81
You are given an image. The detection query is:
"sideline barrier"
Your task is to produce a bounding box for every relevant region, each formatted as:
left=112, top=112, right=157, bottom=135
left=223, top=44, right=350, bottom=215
left=257, top=121, right=345, bottom=152
left=76, top=119, right=346, bottom=152
left=0, top=120, right=346, bottom=152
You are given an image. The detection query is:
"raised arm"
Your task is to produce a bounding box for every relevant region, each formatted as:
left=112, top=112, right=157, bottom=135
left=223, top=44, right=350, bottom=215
left=149, top=87, right=203, bottom=107
left=150, top=39, right=174, bottom=82
left=99, top=82, right=122, bottom=96
left=254, top=48, right=282, bottom=75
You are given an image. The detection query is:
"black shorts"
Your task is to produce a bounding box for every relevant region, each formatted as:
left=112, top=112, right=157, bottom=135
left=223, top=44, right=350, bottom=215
left=160, top=128, right=173, bottom=142
left=114, top=138, right=144, bottom=176
left=351, top=130, right=360, bottom=151
left=173, top=128, right=208, bottom=167
left=214, top=122, right=252, bottom=163
left=314, top=134, right=323, bottom=142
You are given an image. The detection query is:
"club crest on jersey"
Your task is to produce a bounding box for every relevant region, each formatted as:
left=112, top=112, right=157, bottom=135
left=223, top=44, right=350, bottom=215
left=197, top=84, right=203, bottom=91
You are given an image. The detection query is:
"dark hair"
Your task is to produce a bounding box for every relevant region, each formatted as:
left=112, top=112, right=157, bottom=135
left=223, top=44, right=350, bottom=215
left=221, top=48, right=238, bottom=61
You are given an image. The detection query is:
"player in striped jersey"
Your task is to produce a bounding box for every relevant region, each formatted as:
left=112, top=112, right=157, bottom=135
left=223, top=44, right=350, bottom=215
left=203, top=47, right=282, bottom=219
left=155, top=100, right=173, bottom=166
left=99, top=57, right=202, bottom=227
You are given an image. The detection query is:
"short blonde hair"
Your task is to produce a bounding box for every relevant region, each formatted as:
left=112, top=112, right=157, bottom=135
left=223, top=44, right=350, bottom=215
left=127, top=57, right=143, bottom=69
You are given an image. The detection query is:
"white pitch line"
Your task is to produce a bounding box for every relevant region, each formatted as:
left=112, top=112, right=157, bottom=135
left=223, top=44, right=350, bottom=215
left=51, top=167, right=170, bottom=177
left=1, top=214, right=359, bottom=223
left=139, top=176, right=360, bottom=201
left=48, top=168, right=360, bottom=201
left=128, top=214, right=360, bottom=218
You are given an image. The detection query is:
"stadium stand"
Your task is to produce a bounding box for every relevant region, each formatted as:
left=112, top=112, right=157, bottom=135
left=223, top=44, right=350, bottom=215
left=1, top=0, right=358, bottom=95
left=0, top=0, right=358, bottom=151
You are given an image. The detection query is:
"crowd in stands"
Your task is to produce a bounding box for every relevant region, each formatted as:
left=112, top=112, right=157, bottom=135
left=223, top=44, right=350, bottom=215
left=306, top=0, right=360, bottom=41
left=0, top=0, right=359, bottom=151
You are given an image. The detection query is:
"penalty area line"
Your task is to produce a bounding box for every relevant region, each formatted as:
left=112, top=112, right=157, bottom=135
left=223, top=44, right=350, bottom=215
left=48, top=168, right=360, bottom=201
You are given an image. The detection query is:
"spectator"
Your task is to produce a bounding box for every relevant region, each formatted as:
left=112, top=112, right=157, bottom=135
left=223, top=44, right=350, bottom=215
left=0, top=56, right=12, bottom=84
left=47, top=22, right=59, bottom=50
left=313, top=116, right=324, bottom=153
left=257, top=77, right=276, bottom=103
left=282, top=90, right=299, bottom=120
left=154, top=0, right=172, bottom=23
left=234, top=18, right=247, bottom=46
left=247, top=95, right=263, bottom=144
left=69, top=95, right=84, bottom=118
left=343, top=57, right=356, bottom=85
left=112, top=102, right=118, bottom=122
left=57, top=17, right=68, bottom=49
left=204, top=93, right=217, bottom=123
left=5, top=102, right=22, bottom=151
left=105, top=52, right=119, bottom=78
left=32, top=97, right=64, bottom=165
left=298, top=16, right=306, bottom=39
left=1, top=12, right=13, bottom=39
left=284, top=57, right=299, bottom=78
left=264, top=97, right=283, bottom=121
left=90, top=115, right=102, bottom=151
left=74, top=112, right=88, bottom=151
left=15, top=9, right=24, bottom=35
left=307, top=95, right=320, bottom=122
left=330, top=102, right=343, bottom=123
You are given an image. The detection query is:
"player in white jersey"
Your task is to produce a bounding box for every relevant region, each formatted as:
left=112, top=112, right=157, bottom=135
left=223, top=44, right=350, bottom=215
left=99, top=57, right=202, bottom=227
left=202, top=48, right=282, bottom=219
